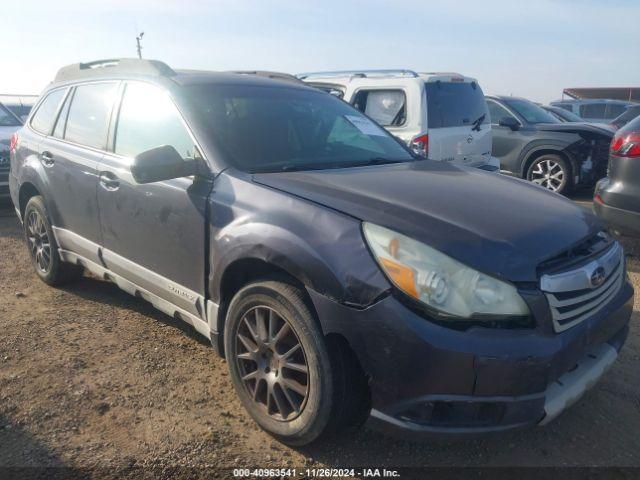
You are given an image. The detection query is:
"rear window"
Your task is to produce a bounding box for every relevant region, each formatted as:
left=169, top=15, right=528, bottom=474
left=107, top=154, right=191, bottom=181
left=64, top=83, right=118, bottom=149
left=30, top=90, right=66, bottom=133
left=425, top=81, right=489, bottom=129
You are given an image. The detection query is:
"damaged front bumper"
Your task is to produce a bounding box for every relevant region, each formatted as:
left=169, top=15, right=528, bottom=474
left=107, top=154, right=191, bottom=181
left=307, top=278, right=633, bottom=438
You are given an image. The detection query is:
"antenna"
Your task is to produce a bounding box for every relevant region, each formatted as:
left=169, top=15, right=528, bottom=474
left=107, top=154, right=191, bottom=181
left=136, top=32, right=145, bottom=59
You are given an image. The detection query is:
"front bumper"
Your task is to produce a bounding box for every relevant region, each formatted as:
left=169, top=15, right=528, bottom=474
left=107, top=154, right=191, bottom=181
left=308, top=279, right=633, bottom=438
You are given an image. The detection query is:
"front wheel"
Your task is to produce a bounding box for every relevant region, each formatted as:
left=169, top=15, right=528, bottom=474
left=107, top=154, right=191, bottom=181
left=224, top=280, right=368, bottom=445
left=526, top=154, right=573, bottom=194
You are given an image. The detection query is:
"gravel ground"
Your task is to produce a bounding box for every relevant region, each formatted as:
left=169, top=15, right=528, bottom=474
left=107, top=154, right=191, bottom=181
left=0, top=197, right=639, bottom=477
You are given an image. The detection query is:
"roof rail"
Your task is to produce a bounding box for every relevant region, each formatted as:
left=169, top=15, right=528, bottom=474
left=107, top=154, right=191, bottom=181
left=228, top=70, right=306, bottom=85
left=297, top=69, right=419, bottom=80
left=54, top=58, right=176, bottom=83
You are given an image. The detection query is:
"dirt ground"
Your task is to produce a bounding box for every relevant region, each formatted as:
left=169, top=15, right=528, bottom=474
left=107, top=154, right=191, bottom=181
left=0, top=196, right=639, bottom=477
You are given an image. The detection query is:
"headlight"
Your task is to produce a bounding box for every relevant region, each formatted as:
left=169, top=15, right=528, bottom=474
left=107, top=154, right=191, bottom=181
left=363, top=223, right=530, bottom=320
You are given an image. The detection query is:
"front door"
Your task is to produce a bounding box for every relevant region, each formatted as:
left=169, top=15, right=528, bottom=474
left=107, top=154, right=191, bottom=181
left=486, top=99, right=527, bottom=173
left=96, top=81, right=212, bottom=332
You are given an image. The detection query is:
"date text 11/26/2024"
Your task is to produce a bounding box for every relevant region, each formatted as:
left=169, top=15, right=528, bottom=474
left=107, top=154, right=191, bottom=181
left=233, top=468, right=401, bottom=478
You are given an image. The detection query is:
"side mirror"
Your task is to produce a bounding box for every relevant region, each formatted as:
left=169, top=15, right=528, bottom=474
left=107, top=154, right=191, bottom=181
left=131, top=145, right=199, bottom=184
left=498, top=116, right=520, bottom=131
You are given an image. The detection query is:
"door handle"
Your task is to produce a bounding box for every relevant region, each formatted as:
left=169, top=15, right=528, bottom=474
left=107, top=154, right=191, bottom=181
left=41, top=151, right=55, bottom=166
left=99, top=172, right=120, bottom=191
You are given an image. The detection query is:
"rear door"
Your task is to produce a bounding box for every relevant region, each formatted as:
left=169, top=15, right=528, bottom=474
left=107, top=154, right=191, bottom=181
left=424, top=80, right=491, bottom=167
left=39, top=82, right=119, bottom=264
left=96, top=81, right=212, bottom=335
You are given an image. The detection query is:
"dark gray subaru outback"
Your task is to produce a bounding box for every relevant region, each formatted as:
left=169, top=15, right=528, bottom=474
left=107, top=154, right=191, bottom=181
left=9, top=59, right=634, bottom=445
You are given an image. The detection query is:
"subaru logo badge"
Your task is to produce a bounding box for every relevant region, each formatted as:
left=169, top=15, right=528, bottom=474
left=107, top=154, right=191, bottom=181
left=590, top=266, right=606, bottom=288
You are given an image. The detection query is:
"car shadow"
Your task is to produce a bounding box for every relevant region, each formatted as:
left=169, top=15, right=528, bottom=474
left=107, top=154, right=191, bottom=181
left=0, top=206, right=22, bottom=240
left=0, top=414, right=66, bottom=470
left=58, top=275, right=211, bottom=347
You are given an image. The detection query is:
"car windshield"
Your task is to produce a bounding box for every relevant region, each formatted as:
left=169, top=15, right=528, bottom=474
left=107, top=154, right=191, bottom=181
left=550, top=107, right=582, bottom=122
left=506, top=99, right=560, bottom=124
left=183, top=84, right=414, bottom=173
left=0, top=103, right=22, bottom=127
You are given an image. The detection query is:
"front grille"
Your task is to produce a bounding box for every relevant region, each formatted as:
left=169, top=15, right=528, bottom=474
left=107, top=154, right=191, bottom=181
left=541, top=242, right=624, bottom=332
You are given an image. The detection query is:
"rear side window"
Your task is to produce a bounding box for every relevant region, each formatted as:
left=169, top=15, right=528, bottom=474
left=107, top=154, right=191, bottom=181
left=425, top=82, right=489, bottom=128
left=64, top=83, right=118, bottom=149
left=114, top=82, right=195, bottom=159
left=580, top=103, right=606, bottom=119
left=30, top=89, right=66, bottom=134
left=352, top=89, right=406, bottom=126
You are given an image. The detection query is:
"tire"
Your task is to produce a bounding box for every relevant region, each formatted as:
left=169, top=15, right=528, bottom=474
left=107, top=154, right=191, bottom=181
left=526, top=154, right=573, bottom=195
left=224, top=280, right=368, bottom=445
left=23, top=196, right=83, bottom=286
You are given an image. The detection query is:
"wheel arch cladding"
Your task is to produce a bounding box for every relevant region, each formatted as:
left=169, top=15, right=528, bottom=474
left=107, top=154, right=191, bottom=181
left=18, top=182, right=42, bottom=218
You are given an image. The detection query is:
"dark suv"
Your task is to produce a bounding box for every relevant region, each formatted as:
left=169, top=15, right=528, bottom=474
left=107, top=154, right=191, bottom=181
left=9, top=59, right=634, bottom=445
left=595, top=115, right=640, bottom=236
left=486, top=96, right=614, bottom=194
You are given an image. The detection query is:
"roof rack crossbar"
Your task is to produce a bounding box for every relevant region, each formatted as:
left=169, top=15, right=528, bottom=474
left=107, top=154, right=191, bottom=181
left=297, top=69, right=419, bottom=80
left=54, top=58, right=176, bottom=83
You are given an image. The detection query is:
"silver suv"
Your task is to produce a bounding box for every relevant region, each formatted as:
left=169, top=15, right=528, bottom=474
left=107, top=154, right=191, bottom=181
left=299, top=70, right=499, bottom=171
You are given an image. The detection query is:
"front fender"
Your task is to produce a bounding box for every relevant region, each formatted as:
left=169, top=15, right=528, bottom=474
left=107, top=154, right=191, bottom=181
left=208, top=172, right=391, bottom=308
left=517, top=137, right=579, bottom=176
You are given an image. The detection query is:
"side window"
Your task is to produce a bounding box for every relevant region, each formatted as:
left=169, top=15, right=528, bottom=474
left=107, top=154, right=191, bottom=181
left=487, top=100, right=515, bottom=124
left=65, top=83, right=118, bottom=149
left=580, top=103, right=606, bottom=119
left=352, top=89, right=406, bottom=127
left=52, top=90, right=72, bottom=139
left=115, top=82, right=195, bottom=159
left=605, top=104, right=627, bottom=119
left=30, top=89, right=66, bottom=134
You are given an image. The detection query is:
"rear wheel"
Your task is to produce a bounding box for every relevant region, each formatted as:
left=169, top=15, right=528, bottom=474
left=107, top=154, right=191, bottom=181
left=526, top=154, right=572, bottom=194
left=23, top=196, right=83, bottom=285
left=224, top=280, right=369, bottom=445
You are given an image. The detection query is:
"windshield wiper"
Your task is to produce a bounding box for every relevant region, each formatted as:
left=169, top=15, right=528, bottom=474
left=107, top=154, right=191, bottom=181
left=471, top=114, right=485, bottom=131
left=347, top=157, right=409, bottom=168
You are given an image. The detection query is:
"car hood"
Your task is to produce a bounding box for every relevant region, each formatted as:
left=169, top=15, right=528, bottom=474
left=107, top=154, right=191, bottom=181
left=253, top=161, right=601, bottom=283
left=536, top=122, right=614, bottom=137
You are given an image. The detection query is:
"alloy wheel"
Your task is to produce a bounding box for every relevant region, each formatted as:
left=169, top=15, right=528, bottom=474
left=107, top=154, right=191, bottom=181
left=234, top=306, right=309, bottom=421
left=530, top=159, right=565, bottom=192
left=26, top=209, right=51, bottom=274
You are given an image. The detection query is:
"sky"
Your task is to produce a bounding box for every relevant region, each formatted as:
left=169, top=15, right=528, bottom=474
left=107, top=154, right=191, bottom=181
left=3, top=0, right=639, bottom=103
